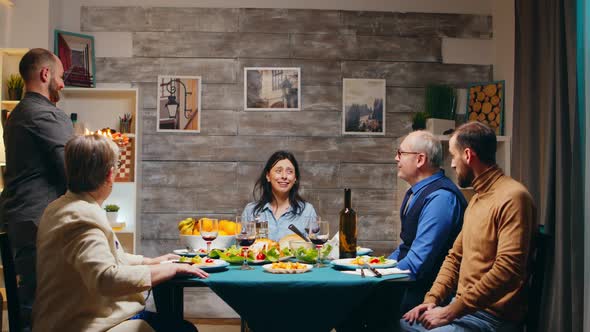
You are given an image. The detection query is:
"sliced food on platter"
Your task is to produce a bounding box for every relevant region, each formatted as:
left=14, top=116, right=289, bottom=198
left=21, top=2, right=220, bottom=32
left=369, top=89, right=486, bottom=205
left=263, top=262, right=312, bottom=274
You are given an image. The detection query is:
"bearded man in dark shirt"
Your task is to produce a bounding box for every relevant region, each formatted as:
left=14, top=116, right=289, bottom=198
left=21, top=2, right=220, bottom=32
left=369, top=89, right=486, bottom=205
left=0, top=48, right=73, bottom=330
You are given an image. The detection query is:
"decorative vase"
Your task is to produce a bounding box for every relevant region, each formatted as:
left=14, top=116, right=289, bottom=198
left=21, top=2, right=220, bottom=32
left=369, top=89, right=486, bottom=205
left=7, top=88, right=23, bottom=101
left=106, top=211, right=118, bottom=225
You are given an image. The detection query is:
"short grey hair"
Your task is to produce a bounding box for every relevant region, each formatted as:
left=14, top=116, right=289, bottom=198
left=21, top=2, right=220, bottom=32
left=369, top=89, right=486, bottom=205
left=406, top=131, right=443, bottom=169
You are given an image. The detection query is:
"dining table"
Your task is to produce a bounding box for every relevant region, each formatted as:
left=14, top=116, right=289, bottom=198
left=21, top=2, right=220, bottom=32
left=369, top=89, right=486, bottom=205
left=153, top=262, right=413, bottom=332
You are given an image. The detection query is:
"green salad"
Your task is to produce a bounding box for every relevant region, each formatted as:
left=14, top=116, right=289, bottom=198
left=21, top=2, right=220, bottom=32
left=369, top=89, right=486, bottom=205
left=294, top=244, right=333, bottom=263
left=213, top=245, right=291, bottom=264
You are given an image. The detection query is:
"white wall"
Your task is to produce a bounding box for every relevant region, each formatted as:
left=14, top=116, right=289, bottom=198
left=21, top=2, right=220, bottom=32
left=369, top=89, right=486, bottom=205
left=0, top=0, right=50, bottom=48
left=492, top=0, right=515, bottom=139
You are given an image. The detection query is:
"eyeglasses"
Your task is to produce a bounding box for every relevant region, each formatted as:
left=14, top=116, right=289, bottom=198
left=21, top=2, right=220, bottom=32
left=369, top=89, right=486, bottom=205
left=396, top=149, right=422, bottom=158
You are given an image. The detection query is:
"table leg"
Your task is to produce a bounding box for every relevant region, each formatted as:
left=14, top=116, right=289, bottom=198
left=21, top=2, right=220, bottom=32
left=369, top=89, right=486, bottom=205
left=153, top=283, right=184, bottom=321
left=241, top=318, right=251, bottom=332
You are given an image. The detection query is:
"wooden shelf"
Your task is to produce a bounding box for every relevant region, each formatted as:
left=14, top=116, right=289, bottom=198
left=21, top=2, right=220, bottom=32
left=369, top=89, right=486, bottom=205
left=1, top=100, right=19, bottom=105
left=0, top=48, right=27, bottom=57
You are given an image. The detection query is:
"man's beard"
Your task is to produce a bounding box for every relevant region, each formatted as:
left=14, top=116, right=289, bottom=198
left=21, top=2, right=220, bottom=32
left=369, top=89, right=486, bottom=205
left=457, top=167, right=475, bottom=188
left=49, top=79, right=61, bottom=103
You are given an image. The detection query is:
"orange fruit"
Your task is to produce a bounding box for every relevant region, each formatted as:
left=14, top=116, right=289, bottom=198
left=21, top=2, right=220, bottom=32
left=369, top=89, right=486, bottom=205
left=218, top=230, right=228, bottom=236
left=199, top=218, right=213, bottom=232
left=224, top=222, right=237, bottom=235
left=192, top=227, right=200, bottom=235
left=219, top=220, right=229, bottom=232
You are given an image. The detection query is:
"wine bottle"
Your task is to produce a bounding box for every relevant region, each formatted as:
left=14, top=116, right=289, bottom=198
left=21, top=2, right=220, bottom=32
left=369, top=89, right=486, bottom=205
left=339, top=188, right=357, bottom=258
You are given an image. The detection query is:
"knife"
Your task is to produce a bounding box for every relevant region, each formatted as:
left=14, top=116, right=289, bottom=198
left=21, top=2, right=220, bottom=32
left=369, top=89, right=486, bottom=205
left=363, top=263, right=382, bottom=278
left=288, top=224, right=310, bottom=242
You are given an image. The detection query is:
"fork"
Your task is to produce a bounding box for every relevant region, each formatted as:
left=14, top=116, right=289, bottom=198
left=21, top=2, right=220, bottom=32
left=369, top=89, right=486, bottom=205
left=360, top=267, right=366, bottom=278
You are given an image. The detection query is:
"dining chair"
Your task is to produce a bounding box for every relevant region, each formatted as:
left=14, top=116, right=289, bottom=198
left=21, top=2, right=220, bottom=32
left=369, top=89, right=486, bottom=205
left=524, top=225, right=551, bottom=332
left=0, top=231, right=23, bottom=332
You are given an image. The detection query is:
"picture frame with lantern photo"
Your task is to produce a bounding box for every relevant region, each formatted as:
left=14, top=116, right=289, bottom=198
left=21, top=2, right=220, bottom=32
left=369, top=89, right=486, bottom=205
left=156, top=75, right=201, bottom=133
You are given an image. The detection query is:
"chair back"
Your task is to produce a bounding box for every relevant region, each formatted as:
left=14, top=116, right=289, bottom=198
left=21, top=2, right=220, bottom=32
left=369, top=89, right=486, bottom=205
left=525, top=225, right=551, bottom=332
left=0, top=232, right=23, bottom=332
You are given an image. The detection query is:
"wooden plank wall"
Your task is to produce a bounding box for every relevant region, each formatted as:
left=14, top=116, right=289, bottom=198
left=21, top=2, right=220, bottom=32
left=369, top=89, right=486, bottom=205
left=81, top=6, right=492, bottom=258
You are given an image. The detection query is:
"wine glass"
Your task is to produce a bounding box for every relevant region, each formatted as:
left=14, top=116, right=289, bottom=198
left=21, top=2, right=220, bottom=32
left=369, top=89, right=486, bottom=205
left=198, top=218, right=218, bottom=255
left=308, top=219, right=329, bottom=268
left=254, top=214, right=269, bottom=239
left=235, top=217, right=256, bottom=270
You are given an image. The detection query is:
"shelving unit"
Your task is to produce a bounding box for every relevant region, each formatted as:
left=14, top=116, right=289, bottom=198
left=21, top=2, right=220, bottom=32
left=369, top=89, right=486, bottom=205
left=0, top=49, right=28, bottom=171
left=0, top=48, right=28, bottom=112
left=58, top=87, right=139, bottom=253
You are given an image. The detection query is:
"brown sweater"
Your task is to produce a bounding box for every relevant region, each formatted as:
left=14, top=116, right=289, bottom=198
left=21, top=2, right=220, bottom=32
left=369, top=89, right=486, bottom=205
left=423, top=165, right=536, bottom=322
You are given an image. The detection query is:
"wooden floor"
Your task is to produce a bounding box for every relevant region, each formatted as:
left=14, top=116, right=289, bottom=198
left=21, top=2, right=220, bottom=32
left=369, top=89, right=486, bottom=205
left=190, top=318, right=241, bottom=332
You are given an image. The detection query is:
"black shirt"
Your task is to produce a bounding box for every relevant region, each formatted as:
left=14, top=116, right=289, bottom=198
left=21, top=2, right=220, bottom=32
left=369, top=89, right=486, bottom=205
left=0, top=92, right=73, bottom=227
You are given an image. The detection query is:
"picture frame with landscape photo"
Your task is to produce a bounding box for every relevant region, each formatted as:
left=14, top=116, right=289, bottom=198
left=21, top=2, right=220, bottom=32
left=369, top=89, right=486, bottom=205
left=54, top=29, right=95, bottom=88
left=342, top=78, right=386, bottom=135
left=244, top=67, right=300, bottom=111
left=157, top=75, right=201, bottom=133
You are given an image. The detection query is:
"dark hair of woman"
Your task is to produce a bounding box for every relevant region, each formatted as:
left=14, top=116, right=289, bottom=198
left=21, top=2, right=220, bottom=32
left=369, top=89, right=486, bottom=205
left=252, top=150, right=306, bottom=216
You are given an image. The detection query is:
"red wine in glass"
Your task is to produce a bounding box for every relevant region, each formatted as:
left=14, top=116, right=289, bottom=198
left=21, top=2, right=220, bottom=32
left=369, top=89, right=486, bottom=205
left=237, top=236, right=256, bottom=247
left=308, top=221, right=329, bottom=268
left=309, top=235, right=328, bottom=245
left=199, top=219, right=219, bottom=255
left=235, top=219, right=256, bottom=270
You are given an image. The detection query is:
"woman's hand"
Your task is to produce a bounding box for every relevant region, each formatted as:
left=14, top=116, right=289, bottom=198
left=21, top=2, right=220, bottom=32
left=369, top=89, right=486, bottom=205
left=149, top=260, right=209, bottom=285
left=174, top=264, right=209, bottom=279
left=143, top=254, right=179, bottom=265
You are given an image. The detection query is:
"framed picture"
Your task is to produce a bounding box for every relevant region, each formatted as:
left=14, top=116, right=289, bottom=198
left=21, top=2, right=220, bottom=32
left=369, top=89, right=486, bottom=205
left=157, top=75, right=201, bottom=133
left=244, top=67, right=300, bottom=111
left=342, top=78, right=386, bottom=135
left=54, top=29, right=95, bottom=88
left=466, top=80, right=504, bottom=135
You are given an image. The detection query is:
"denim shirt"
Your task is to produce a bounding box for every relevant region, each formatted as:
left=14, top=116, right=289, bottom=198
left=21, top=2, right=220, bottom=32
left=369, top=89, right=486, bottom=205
left=241, top=201, right=317, bottom=241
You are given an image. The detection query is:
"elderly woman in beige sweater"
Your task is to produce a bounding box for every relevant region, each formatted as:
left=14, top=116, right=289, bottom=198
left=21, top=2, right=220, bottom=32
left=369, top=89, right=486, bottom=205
left=33, top=134, right=207, bottom=332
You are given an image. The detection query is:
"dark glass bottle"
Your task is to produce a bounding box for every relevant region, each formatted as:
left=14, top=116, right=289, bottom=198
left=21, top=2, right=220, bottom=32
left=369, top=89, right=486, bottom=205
left=339, top=188, right=357, bottom=258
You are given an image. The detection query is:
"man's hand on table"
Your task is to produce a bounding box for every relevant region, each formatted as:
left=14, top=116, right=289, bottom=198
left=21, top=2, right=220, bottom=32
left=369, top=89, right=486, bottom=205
left=402, top=303, right=435, bottom=325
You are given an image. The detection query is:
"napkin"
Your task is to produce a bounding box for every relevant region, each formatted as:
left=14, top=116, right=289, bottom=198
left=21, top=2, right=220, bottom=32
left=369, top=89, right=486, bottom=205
left=341, top=267, right=411, bottom=277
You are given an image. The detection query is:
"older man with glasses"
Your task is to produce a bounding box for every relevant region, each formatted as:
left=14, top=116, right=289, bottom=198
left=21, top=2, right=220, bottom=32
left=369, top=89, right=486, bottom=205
left=389, top=130, right=467, bottom=313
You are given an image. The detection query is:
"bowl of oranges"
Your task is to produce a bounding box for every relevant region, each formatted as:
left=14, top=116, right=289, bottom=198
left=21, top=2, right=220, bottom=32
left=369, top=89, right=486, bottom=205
left=178, top=218, right=237, bottom=250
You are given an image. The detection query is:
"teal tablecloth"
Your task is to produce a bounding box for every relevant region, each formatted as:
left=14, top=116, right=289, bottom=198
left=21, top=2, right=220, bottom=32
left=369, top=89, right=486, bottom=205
left=179, top=264, right=411, bottom=332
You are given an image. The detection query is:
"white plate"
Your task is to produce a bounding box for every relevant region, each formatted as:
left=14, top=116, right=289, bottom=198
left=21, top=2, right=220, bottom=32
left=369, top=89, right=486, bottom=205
left=173, top=249, right=208, bottom=257
left=331, top=258, right=397, bottom=270
left=262, top=263, right=312, bottom=274
left=356, top=247, right=374, bottom=256
left=164, top=258, right=229, bottom=271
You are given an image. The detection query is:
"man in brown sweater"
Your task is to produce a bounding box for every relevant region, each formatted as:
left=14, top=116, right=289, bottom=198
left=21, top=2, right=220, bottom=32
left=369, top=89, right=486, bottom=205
left=400, top=122, right=536, bottom=332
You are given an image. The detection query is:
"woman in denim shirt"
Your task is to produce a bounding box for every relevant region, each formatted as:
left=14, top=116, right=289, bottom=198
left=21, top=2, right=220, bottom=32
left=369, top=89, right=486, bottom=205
left=241, top=151, right=317, bottom=241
